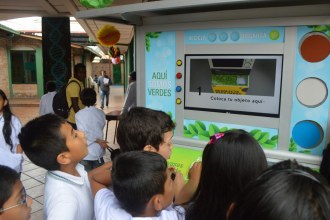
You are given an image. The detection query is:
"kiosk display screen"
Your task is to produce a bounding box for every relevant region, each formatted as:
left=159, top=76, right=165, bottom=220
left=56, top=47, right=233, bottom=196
left=184, top=54, right=283, bottom=117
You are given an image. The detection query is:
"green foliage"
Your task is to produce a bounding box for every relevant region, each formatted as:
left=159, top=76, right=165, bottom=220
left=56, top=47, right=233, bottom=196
left=209, top=124, right=220, bottom=136
left=80, top=0, right=113, bottom=8
left=288, top=138, right=297, bottom=152
left=145, top=32, right=162, bottom=52
left=183, top=122, right=278, bottom=150
left=307, top=25, right=330, bottom=37
left=298, top=150, right=311, bottom=154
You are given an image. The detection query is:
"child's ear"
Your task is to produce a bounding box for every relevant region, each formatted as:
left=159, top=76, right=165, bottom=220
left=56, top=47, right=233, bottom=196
left=3, top=100, right=7, bottom=106
left=151, top=194, right=164, bottom=212
left=57, top=152, right=71, bottom=165
left=143, top=145, right=157, bottom=153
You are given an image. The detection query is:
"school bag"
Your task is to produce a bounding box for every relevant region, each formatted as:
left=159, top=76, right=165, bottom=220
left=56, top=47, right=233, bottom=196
left=52, top=80, right=81, bottom=119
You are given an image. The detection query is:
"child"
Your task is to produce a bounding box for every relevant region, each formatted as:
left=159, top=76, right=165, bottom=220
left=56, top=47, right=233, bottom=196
left=89, top=107, right=200, bottom=217
left=118, top=108, right=202, bottom=203
left=320, top=142, right=330, bottom=184
left=0, top=165, right=32, bottom=220
left=18, top=114, right=94, bottom=220
left=112, top=151, right=185, bottom=219
left=186, top=130, right=268, bottom=220
left=117, top=107, right=176, bottom=160
left=76, top=88, right=108, bottom=171
left=0, top=89, right=23, bottom=173
left=39, top=81, right=56, bottom=116
left=228, top=160, right=330, bottom=220
left=122, top=71, right=136, bottom=113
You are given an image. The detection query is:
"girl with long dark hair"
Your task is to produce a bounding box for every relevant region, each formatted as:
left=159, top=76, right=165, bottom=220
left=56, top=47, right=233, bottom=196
left=186, top=129, right=268, bottom=220
left=0, top=89, right=23, bottom=173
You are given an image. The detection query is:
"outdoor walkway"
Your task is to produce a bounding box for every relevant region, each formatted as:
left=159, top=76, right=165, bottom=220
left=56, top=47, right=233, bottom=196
left=10, top=85, right=124, bottom=220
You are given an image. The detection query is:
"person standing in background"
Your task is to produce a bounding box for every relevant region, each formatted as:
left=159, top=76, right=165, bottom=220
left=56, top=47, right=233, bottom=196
left=66, top=63, right=86, bottom=129
left=122, top=71, right=136, bottom=113
left=97, top=70, right=112, bottom=110
left=39, top=81, right=56, bottom=116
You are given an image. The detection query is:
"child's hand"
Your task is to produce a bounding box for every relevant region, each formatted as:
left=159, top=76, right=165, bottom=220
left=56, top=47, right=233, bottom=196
left=173, top=171, right=185, bottom=194
left=188, top=161, right=202, bottom=183
left=95, top=139, right=109, bottom=149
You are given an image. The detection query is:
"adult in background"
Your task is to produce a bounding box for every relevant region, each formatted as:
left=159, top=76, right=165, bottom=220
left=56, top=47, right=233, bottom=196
left=39, top=81, right=56, bottom=116
left=122, top=71, right=136, bottom=113
left=97, top=70, right=112, bottom=110
left=66, top=63, right=86, bottom=129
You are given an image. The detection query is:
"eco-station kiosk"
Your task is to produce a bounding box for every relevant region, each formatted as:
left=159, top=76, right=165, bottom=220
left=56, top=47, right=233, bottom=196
left=77, top=0, right=330, bottom=176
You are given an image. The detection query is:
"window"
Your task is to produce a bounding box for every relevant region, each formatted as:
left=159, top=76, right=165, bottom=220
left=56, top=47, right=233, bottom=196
left=10, top=51, right=37, bottom=84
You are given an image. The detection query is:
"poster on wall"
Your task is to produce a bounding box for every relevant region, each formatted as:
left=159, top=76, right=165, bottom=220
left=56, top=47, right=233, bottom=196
left=145, top=31, right=176, bottom=120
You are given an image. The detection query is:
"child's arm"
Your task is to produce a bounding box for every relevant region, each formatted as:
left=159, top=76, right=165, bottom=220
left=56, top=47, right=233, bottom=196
left=174, top=161, right=202, bottom=205
left=88, top=161, right=113, bottom=197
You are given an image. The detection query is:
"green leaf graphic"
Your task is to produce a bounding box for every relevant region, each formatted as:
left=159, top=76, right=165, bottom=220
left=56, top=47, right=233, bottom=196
left=220, top=127, right=228, bottom=132
left=195, top=121, right=206, bottom=133
left=271, top=135, right=278, bottom=141
left=208, top=124, right=220, bottom=136
left=258, top=132, right=269, bottom=144
left=251, top=129, right=262, bottom=140
left=188, top=124, right=198, bottom=136
left=184, top=130, right=195, bottom=138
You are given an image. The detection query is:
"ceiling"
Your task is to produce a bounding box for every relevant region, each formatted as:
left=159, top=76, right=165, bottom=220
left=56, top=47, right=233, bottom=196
left=0, top=0, right=329, bottom=55
left=0, top=0, right=141, bottom=54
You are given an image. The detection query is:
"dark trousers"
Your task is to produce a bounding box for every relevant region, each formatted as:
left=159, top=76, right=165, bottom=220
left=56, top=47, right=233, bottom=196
left=80, top=157, right=104, bottom=172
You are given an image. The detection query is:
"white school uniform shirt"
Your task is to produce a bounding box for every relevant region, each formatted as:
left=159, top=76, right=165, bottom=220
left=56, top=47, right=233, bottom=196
left=122, top=81, right=136, bottom=113
left=39, top=91, right=56, bottom=116
left=44, top=164, right=94, bottom=220
left=0, top=115, right=23, bottom=172
left=94, top=188, right=185, bottom=220
left=75, top=106, right=106, bottom=161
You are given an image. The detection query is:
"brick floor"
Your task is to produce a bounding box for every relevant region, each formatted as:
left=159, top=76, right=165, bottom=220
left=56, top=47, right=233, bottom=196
left=10, top=85, right=124, bottom=220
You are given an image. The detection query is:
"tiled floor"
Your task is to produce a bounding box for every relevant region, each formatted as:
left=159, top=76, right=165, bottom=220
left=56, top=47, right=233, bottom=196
left=10, top=85, right=124, bottom=220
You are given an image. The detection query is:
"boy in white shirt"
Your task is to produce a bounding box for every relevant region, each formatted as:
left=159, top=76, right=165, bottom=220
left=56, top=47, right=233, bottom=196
left=76, top=88, right=108, bottom=172
left=39, top=81, right=56, bottom=116
left=92, top=151, right=185, bottom=220
left=19, top=114, right=94, bottom=220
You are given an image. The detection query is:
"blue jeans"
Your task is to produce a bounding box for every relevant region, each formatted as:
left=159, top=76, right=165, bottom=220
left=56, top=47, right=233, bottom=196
left=80, top=158, right=104, bottom=172
left=100, top=90, right=109, bottom=109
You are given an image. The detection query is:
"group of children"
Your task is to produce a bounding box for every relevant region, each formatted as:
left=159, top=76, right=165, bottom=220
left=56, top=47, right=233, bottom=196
left=1, top=87, right=330, bottom=219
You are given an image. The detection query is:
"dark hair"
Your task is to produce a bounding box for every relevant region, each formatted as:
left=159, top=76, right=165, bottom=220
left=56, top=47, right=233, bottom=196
left=129, top=71, right=136, bottom=81
left=0, top=90, right=14, bottom=151
left=229, top=160, right=330, bottom=220
left=74, top=63, right=86, bottom=74
left=18, top=114, right=68, bottom=170
left=46, top=81, right=56, bottom=92
left=80, top=88, right=96, bottom=107
left=186, top=129, right=267, bottom=220
left=320, top=143, right=330, bottom=184
left=0, top=165, right=19, bottom=211
left=117, top=107, right=175, bottom=152
left=154, top=109, right=176, bottom=135
left=112, top=151, right=167, bottom=216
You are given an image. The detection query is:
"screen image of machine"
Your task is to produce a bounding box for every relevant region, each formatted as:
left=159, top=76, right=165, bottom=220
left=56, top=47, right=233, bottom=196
left=184, top=54, right=283, bottom=117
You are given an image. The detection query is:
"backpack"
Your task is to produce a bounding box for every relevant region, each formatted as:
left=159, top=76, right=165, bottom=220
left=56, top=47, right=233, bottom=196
left=52, top=80, right=81, bottom=119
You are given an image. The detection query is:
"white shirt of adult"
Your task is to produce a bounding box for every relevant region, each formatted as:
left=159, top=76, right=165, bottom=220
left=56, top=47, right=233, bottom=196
left=0, top=115, right=23, bottom=172
left=75, top=106, right=106, bottom=161
left=94, top=188, right=185, bottom=220
left=44, top=164, right=94, bottom=220
left=39, top=91, right=56, bottom=116
left=122, top=81, right=136, bottom=113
